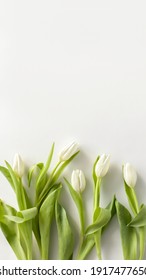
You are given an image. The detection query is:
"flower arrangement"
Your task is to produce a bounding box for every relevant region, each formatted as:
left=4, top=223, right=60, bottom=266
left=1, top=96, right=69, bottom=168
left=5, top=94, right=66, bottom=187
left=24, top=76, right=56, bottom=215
left=0, top=142, right=145, bottom=260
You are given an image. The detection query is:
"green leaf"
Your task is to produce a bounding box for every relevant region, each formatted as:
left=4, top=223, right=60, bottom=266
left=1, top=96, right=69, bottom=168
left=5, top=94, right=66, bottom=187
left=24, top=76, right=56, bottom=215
left=0, top=166, right=15, bottom=191
left=1, top=203, right=37, bottom=259
left=0, top=160, right=34, bottom=260
left=77, top=197, right=116, bottom=260
left=28, top=162, right=44, bottom=187
left=102, top=195, right=116, bottom=232
left=92, top=156, right=100, bottom=187
left=64, top=177, right=84, bottom=234
left=5, top=161, right=28, bottom=210
left=116, top=200, right=138, bottom=260
left=85, top=207, right=111, bottom=235
left=39, top=183, right=62, bottom=259
left=124, top=181, right=139, bottom=216
left=4, top=207, right=37, bottom=223
left=55, top=202, right=74, bottom=260
left=128, top=205, right=146, bottom=227
left=77, top=196, right=116, bottom=260
left=0, top=200, right=17, bottom=223
left=0, top=200, right=26, bottom=259
left=3, top=205, right=37, bottom=259
left=106, top=195, right=116, bottom=214
left=36, top=143, right=54, bottom=198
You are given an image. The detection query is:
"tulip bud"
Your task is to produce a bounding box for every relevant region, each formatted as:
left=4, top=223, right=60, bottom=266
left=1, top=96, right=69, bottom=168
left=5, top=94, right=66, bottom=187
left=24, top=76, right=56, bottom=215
left=59, top=141, right=79, bottom=161
left=123, top=163, right=137, bottom=188
left=71, top=169, right=86, bottom=193
left=13, top=153, right=24, bottom=177
left=95, top=154, right=110, bottom=178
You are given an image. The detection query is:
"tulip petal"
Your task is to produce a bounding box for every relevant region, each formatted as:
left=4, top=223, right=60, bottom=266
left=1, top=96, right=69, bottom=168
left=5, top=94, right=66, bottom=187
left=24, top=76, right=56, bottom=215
left=59, top=142, right=79, bottom=161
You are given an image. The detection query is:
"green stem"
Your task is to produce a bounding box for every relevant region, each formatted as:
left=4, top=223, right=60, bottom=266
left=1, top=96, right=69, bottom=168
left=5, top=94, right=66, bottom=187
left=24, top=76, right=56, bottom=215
left=77, top=237, right=95, bottom=260
left=93, top=178, right=102, bottom=259
left=94, top=229, right=102, bottom=260
left=79, top=194, right=85, bottom=236
left=76, top=194, right=85, bottom=258
left=94, top=178, right=101, bottom=211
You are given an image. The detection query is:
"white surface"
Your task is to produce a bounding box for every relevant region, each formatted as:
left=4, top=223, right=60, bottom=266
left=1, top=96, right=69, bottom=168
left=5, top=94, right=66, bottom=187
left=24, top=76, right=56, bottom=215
left=0, top=0, right=146, bottom=260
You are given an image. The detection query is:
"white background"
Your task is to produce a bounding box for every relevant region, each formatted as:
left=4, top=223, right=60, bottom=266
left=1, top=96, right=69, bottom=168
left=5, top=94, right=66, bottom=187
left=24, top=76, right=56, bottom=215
left=0, top=0, right=146, bottom=260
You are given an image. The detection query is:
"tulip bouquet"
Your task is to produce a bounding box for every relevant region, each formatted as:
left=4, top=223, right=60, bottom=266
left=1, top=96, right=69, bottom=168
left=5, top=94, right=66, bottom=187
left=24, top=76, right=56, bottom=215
left=0, top=142, right=79, bottom=260
left=0, top=141, right=146, bottom=260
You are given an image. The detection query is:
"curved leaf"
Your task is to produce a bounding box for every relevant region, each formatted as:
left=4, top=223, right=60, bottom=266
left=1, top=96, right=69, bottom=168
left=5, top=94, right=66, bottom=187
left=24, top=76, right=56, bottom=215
left=128, top=205, right=146, bottom=227
left=0, top=166, right=15, bottom=190
left=0, top=200, right=26, bottom=259
left=4, top=207, right=37, bottom=223
left=85, top=207, right=111, bottom=235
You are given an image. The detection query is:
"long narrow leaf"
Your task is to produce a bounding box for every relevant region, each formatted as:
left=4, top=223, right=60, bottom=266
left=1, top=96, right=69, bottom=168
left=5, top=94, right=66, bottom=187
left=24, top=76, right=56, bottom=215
left=92, top=156, right=100, bottom=187
left=28, top=163, right=44, bottom=187
left=102, top=195, right=116, bottom=232
left=39, top=183, right=62, bottom=259
left=5, top=161, right=28, bottom=210
left=36, top=143, right=54, bottom=198
left=55, top=202, right=74, bottom=260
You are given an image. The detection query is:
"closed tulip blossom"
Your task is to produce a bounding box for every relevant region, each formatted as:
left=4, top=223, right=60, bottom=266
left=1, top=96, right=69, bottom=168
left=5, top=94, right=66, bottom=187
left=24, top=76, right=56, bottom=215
left=13, top=153, right=24, bottom=177
left=59, top=141, right=79, bottom=161
left=71, top=169, right=86, bottom=193
left=123, top=163, right=137, bottom=188
left=95, top=154, right=110, bottom=178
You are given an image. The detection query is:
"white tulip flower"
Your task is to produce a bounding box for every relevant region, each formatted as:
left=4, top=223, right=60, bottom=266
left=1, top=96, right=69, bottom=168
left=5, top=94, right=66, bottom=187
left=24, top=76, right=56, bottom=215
left=59, top=141, right=79, bottom=161
left=71, top=169, right=86, bottom=193
left=13, top=153, right=24, bottom=177
left=95, top=154, right=110, bottom=178
left=123, top=163, right=137, bottom=188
